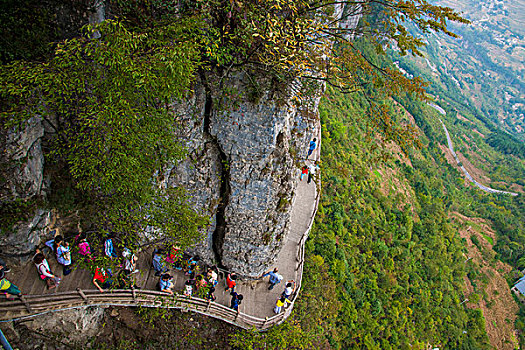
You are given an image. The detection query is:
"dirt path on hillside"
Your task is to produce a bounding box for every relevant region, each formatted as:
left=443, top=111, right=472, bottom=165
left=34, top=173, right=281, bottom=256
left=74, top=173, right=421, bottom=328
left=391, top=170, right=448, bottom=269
left=451, top=212, right=520, bottom=350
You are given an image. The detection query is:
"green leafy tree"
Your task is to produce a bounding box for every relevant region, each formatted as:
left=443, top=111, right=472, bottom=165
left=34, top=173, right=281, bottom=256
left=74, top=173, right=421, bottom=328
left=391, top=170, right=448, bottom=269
left=1, top=19, right=207, bottom=246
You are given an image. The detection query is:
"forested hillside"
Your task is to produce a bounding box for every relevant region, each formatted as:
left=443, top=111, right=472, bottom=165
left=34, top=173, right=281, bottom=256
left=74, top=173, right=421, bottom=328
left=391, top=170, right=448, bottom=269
left=87, top=44, right=524, bottom=348
left=391, top=13, right=525, bottom=348
left=390, top=0, right=525, bottom=293
left=2, top=1, right=523, bottom=349
left=308, top=87, right=491, bottom=349
left=231, top=34, right=525, bottom=348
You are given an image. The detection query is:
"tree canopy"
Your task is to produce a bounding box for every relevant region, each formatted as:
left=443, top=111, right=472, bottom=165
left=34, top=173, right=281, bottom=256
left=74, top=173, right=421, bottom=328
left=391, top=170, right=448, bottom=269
left=1, top=19, right=207, bottom=247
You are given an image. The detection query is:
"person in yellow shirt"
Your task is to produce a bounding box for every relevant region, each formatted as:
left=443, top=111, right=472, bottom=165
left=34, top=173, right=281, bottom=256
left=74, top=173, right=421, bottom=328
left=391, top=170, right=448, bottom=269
left=0, top=270, right=21, bottom=300
left=274, top=295, right=291, bottom=314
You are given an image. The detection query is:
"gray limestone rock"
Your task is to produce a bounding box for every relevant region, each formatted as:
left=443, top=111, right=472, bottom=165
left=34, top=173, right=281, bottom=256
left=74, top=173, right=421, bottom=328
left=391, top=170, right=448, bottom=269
left=0, top=116, right=49, bottom=259
left=0, top=209, right=51, bottom=257
left=168, top=74, right=322, bottom=276
left=0, top=75, right=321, bottom=277
left=167, top=85, right=221, bottom=264
left=1, top=116, right=45, bottom=201
left=24, top=306, right=107, bottom=344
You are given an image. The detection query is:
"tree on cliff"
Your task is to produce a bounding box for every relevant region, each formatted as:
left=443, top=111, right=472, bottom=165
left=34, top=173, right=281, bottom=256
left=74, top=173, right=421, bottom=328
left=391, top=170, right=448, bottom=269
left=105, top=0, right=467, bottom=147
left=1, top=19, right=208, bottom=247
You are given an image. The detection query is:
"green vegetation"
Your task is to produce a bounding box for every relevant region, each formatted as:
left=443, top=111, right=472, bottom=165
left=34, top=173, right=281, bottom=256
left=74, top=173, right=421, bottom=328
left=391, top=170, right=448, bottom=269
left=392, top=20, right=525, bottom=274
left=399, top=47, right=525, bottom=346
left=230, top=81, right=493, bottom=349
left=1, top=19, right=207, bottom=247
left=305, top=84, right=491, bottom=349
left=0, top=0, right=57, bottom=62
left=486, top=130, right=525, bottom=159
left=231, top=27, right=525, bottom=346
left=480, top=232, right=494, bottom=246
left=5, top=1, right=521, bottom=349
left=393, top=0, right=525, bottom=140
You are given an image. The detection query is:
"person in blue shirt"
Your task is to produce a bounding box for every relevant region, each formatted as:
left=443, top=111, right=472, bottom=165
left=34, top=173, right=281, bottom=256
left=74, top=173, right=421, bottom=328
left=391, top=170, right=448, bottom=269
left=261, top=267, right=283, bottom=290
left=152, top=249, right=169, bottom=276
left=54, top=235, right=72, bottom=275
left=104, top=235, right=118, bottom=259
left=307, top=138, right=317, bottom=159
left=159, top=273, right=174, bottom=295
left=230, top=291, right=243, bottom=311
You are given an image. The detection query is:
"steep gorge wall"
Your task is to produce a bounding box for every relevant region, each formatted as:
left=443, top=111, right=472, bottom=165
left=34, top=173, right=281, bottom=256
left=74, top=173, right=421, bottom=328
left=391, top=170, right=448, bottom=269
left=0, top=71, right=320, bottom=277
left=168, top=74, right=321, bottom=276
left=0, top=117, right=50, bottom=257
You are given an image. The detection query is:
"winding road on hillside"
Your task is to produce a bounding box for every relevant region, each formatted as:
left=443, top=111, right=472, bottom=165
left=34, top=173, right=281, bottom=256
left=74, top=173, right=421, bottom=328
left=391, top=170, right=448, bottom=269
left=428, top=103, right=518, bottom=196
left=0, top=125, right=321, bottom=331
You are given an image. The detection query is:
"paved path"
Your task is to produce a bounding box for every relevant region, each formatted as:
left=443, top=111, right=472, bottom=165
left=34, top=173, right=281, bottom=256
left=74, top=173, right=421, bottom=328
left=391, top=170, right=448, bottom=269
left=439, top=118, right=518, bottom=196
left=0, top=127, right=321, bottom=327
left=428, top=103, right=518, bottom=197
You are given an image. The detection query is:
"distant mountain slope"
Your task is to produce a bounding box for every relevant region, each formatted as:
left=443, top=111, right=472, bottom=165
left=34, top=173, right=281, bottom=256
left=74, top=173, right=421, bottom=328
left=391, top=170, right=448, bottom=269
left=395, top=0, right=525, bottom=139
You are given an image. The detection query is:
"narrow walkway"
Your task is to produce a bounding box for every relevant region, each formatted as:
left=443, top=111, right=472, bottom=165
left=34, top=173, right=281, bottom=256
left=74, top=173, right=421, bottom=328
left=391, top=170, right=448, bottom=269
left=0, top=126, right=321, bottom=330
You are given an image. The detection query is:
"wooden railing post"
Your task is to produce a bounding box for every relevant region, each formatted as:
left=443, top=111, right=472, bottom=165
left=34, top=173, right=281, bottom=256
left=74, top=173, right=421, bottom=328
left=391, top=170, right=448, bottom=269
left=206, top=300, right=212, bottom=312
left=19, top=295, right=33, bottom=313
left=132, top=287, right=137, bottom=303
left=262, top=317, right=269, bottom=329
left=76, top=288, right=90, bottom=304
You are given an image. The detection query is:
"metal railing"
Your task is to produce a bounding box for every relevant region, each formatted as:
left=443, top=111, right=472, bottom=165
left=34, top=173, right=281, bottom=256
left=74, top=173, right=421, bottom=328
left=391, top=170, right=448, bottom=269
left=0, top=288, right=288, bottom=330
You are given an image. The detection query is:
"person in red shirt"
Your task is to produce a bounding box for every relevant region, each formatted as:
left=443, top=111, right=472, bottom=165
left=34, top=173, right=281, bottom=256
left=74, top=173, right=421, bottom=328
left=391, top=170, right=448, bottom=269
left=225, top=273, right=237, bottom=292
left=93, top=267, right=112, bottom=293
left=300, top=165, right=309, bottom=181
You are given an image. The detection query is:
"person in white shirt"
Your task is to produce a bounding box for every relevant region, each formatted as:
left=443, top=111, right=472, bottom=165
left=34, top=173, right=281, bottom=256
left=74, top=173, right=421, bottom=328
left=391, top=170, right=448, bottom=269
left=282, top=280, right=296, bottom=298
left=307, top=161, right=320, bottom=183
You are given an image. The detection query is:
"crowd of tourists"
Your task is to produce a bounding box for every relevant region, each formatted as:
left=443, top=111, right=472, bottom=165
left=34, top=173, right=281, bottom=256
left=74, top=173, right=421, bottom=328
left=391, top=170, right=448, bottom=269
left=1, top=228, right=297, bottom=315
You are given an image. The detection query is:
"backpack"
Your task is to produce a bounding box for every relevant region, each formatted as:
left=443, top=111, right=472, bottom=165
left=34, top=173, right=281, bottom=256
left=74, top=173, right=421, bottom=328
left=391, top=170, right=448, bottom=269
left=78, top=241, right=91, bottom=256
left=57, top=246, right=71, bottom=262
left=37, top=262, right=50, bottom=280
left=0, top=278, right=10, bottom=291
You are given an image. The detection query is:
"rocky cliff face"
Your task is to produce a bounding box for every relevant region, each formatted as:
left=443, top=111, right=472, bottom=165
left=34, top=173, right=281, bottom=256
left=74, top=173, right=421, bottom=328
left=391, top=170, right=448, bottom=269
left=0, top=71, right=321, bottom=276
left=0, top=306, right=107, bottom=347
left=0, top=1, right=341, bottom=275
left=0, top=1, right=104, bottom=258
left=0, top=116, right=51, bottom=257
left=168, top=73, right=321, bottom=276
left=1, top=116, right=45, bottom=202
